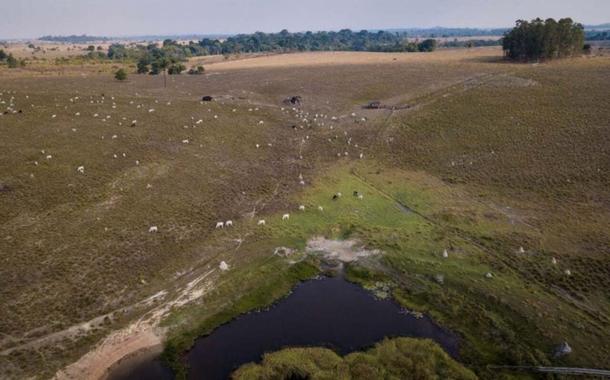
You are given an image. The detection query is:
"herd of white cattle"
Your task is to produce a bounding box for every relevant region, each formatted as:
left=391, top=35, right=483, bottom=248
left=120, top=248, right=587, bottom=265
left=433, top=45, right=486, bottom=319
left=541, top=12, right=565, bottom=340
left=2, top=88, right=565, bottom=278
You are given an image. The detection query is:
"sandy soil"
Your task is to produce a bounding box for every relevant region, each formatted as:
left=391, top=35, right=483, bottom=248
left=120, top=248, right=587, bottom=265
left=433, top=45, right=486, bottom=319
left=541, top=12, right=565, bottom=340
left=54, top=269, right=217, bottom=380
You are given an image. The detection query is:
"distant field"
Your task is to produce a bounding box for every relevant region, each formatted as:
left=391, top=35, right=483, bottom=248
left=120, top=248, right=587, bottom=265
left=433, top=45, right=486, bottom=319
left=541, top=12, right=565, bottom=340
left=0, top=48, right=609, bottom=379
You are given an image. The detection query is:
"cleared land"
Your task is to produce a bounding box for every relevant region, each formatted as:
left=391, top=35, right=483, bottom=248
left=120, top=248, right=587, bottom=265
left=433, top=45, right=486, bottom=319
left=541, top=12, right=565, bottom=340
left=0, top=47, right=609, bottom=379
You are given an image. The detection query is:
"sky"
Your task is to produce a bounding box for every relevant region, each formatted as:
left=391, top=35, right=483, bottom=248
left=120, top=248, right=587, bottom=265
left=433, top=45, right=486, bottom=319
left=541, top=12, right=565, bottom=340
left=1, top=0, right=609, bottom=39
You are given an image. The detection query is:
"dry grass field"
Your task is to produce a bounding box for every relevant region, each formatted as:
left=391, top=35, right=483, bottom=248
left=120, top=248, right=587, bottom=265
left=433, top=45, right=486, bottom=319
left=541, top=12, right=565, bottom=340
left=0, top=47, right=609, bottom=379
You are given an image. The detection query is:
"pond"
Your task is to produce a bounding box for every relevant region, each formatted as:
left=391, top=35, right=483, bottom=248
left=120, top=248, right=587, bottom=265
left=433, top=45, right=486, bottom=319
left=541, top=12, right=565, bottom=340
left=109, top=275, right=458, bottom=380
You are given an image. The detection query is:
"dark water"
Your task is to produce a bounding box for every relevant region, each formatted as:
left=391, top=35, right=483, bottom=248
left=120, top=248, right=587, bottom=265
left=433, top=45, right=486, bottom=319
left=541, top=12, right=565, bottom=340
left=109, top=276, right=458, bottom=380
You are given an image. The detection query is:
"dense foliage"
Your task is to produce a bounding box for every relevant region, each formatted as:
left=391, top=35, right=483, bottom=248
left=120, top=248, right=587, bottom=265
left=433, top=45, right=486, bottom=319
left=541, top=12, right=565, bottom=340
left=502, top=18, right=585, bottom=61
left=197, top=29, right=437, bottom=54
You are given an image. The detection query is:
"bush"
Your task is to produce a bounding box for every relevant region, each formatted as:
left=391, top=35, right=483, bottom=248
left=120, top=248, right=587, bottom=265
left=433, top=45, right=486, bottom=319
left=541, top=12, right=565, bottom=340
left=114, top=68, right=127, bottom=81
left=187, top=65, right=205, bottom=75
left=168, top=63, right=186, bottom=75
left=6, top=54, right=19, bottom=68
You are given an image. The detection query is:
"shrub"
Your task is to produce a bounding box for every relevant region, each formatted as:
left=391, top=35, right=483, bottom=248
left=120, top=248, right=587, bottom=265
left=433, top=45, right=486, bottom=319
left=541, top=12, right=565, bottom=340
left=114, top=68, right=127, bottom=81
left=187, top=66, right=205, bottom=75
left=168, top=63, right=186, bottom=75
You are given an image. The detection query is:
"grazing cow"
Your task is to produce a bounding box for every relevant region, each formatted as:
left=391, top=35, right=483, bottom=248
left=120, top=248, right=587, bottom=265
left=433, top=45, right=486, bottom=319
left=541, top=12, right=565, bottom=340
left=257, top=219, right=266, bottom=226
left=215, top=222, right=224, bottom=229
left=226, top=220, right=233, bottom=227
left=565, top=269, right=572, bottom=276
left=358, top=194, right=364, bottom=200
left=318, top=206, right=324, bottom=211
left=77, top=166, right=85, bottom=174
left=353, top=191, right=359, bottom=197
left=219, top=261, right=229, bottom=271
left=485, top=272, right=493, bottom=279
left=443, top=249, right=449, bottom=258
left=552, top=257, right=557, bottom=265
left=202, top=96, right=213, bottom=102
left=299, top=205, right=306, bottom=211
left=149, top=226, right=158, bottom=233
left=282, top=214, right=290, bottom=221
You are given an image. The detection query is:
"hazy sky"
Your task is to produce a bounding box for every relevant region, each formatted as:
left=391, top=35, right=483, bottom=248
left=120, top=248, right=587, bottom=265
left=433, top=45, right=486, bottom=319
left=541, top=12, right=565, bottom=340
left=1, top=0, right=609, bottom=39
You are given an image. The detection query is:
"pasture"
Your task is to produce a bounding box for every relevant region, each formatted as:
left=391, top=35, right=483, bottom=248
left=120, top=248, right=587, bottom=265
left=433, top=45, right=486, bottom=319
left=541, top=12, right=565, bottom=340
left=0, top=47, right=608, bottom=379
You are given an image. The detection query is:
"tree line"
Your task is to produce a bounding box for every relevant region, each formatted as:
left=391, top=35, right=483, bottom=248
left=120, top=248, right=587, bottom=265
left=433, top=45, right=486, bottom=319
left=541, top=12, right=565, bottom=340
left=104, top=30, right=438, bottom=64
left=100, top=30, right=438, bottom=78
left=502, top=18, right=585, bottom=61
left=196, top=30, right=437, bottom=54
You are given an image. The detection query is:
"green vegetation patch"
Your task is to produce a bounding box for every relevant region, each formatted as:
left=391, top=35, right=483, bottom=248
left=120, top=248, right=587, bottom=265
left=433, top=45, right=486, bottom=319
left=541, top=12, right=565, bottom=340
left=233, top=337, right=477, bottom=380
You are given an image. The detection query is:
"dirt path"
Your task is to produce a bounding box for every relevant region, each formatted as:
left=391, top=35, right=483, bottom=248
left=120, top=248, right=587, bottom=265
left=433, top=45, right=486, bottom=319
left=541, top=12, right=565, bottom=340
left=53, top=269, right=217, bottom=380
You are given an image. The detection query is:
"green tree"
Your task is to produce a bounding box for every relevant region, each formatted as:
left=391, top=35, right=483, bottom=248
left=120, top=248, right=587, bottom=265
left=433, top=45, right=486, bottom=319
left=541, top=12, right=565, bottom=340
left=6, top=54, right=18, bottom=68
left=503, top=18, right=584, bottom=61
left=154, top=57, right=171, bottom=87
left=418, top=39, right=438, bottom=52
left=114, top=68, right=127, bottom=81
left=137, top=57, right=150, bottom=74
left=0, top=49, right=7, bottom=61
left=168, top=63, right=185, bottom=75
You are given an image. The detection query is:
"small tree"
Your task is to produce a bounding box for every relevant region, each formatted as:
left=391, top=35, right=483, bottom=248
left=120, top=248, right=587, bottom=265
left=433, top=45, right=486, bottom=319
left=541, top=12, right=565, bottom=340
left=87, top=45, right=95, bottom=51
left=137, top=57, right=150, bottom=74
left=168, top=63, right=185, bottom=75
left=114, top=68, right=127, bottom=81
left=157, top=57, right=171, bottom=87
left=418, top=39, right=437, bottom=52
left=7, top=54, right=18, bottom=68
left=0, top=49, right=6, bottom=61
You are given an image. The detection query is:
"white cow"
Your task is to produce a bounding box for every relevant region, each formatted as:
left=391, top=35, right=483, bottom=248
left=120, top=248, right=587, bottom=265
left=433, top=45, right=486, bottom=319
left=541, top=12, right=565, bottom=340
left=299, top=205, right=306, bottom=211
left=149, top=226, right=158, bottom=233
left=257, top=219, right=266, bottom=226
left=282, top=214, right=290, bottom=221
left=442, top=249, right=449, bottom=258
left=77, top=166, right=85, bottom=174
left=219, top=261, right=229, bottom=271
left=318, top=206, right=324, bottom=212
left=225, top=220, right=233, bottom=227
left=215, top=222, right=224, bottom=229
